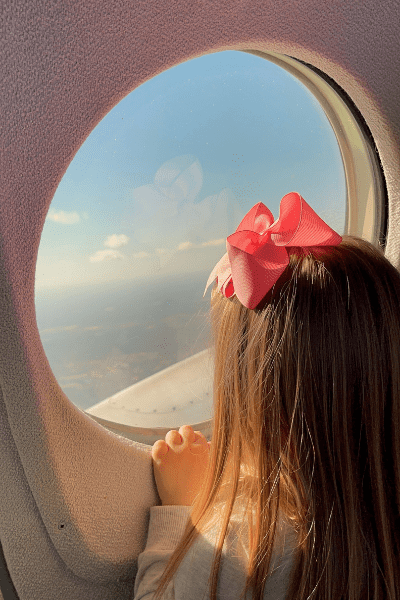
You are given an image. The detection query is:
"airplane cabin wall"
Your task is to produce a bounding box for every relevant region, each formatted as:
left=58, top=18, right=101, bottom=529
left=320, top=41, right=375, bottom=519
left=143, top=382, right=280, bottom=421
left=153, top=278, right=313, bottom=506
left=1, top=1, right=400, bottom=599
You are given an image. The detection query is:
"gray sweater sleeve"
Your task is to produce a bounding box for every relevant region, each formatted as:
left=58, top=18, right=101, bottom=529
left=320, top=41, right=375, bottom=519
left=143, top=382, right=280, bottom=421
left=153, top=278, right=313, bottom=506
left=133, top=505, right=193, bottom=599
left=133, top=505, right=296, bottom=600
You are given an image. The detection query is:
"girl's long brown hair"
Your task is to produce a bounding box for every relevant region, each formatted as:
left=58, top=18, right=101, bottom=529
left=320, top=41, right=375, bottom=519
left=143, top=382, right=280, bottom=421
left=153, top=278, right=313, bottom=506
left=150, top=235, right=400, bottom=600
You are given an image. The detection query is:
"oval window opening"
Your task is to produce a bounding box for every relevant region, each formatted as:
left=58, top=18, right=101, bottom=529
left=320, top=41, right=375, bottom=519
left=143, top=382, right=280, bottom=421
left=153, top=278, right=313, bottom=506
left=35, top=50, right=346, bottom=429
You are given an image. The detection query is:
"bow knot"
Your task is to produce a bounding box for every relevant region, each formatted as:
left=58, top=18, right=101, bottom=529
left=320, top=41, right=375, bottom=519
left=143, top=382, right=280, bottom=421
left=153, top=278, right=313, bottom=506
left=203, top=192, right=342, bottom=309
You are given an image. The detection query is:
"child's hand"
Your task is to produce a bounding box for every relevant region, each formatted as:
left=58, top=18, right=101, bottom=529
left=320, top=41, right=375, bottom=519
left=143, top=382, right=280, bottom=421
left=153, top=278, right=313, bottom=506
left=151, top=425, right=211, bottom=506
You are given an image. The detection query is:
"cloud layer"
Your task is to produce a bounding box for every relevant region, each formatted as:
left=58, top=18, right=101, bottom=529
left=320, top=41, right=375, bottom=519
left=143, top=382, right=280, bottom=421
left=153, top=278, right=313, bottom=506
left=39, top=154, right=242, bottom=289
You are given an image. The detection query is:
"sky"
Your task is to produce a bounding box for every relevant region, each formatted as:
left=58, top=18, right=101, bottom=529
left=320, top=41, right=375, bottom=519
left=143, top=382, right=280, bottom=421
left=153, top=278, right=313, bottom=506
left=34, top=49, right=346, bottom=300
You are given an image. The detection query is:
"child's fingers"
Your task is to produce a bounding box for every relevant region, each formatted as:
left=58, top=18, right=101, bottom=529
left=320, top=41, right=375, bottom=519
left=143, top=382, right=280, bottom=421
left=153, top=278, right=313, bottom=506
left=179, top=424, right=196, bottom=444
left=190, top=430, right=210, bottom=454
left=165, top=429, right=183, bottom=447
left=193, top=430, right=207, bottom=443
left=162, top=426, right=209, bottom=454
left=152, top=439, right=169, bottom=463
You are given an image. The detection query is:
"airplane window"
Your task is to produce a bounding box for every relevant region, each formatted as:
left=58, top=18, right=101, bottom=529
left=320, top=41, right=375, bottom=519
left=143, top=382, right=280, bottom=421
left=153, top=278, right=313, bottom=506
left=34, top=50, right=346, bottom=427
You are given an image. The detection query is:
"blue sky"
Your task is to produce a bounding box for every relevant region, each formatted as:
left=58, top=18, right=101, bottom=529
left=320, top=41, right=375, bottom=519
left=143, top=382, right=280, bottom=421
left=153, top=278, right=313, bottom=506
left=35, top=50, right=346, bottom=297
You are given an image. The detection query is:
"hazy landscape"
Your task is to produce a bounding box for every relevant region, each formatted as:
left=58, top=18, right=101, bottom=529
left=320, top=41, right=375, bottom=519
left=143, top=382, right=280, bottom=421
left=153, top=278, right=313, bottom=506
left=35, top=270, right=212, bottom=411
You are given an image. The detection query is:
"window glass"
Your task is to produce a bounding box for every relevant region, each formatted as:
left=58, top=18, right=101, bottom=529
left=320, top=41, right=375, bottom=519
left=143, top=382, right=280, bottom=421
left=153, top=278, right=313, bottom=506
left=35, top=50, right=346, bottom=413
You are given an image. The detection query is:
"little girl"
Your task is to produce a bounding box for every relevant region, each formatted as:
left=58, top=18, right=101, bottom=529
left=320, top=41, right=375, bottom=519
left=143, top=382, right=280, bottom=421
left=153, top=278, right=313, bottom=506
left=133, top=192, right=400, bottom=600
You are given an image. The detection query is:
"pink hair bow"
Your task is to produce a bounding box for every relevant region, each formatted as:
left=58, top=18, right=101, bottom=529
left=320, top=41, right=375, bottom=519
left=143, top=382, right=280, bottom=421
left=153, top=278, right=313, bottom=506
left=203, top=192, right=342, bottom=309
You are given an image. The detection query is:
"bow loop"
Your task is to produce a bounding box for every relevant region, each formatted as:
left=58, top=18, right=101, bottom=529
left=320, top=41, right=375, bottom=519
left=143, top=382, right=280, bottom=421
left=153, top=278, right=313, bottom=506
left=203, top=192, right=342, bottom=309
left=269, top=192, right=342, bottom=247
left=235, top=202, right=275, bottom=235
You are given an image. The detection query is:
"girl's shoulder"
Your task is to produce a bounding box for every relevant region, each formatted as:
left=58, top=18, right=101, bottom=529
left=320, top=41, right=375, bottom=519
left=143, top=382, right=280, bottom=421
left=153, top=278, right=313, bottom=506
left=174, top=498, right=298, bottom=600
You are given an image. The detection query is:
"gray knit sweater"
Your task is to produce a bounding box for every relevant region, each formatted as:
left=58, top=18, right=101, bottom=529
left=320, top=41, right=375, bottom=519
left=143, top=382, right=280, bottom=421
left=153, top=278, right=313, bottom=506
left=134, top=505, right=297, bottom=599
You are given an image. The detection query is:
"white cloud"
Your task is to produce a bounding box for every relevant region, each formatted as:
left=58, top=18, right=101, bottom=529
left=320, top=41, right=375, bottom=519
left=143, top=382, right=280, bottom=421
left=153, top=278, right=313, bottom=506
left=155, top=248, right=168, bottom=255
left=47, top=210, right=80, bottom=225
left=132, top=251, right=150, bottom=259
left=201, top=238, right=225, bottom=247
left=40, top=324, right=78, bottom=334
left=89, top=249, right=125, bottom=263
left=104, top=234, right=130, bottom=248
left=154, top=155, right=203, bottom=202
left=127, top=156, right=240, bottom=256
left=177, top=241, right=193, bottom=251
left=60, top=382, right=83, bottom=389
